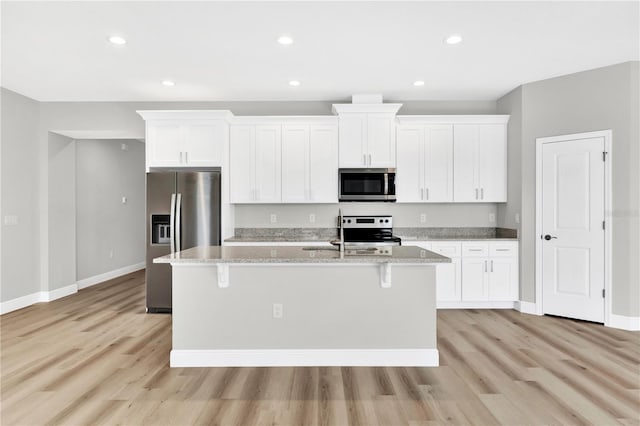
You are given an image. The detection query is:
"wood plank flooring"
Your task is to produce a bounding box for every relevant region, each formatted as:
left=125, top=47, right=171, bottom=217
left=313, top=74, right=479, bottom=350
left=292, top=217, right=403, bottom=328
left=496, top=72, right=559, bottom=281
left=1, top=270, right=639, bottom=425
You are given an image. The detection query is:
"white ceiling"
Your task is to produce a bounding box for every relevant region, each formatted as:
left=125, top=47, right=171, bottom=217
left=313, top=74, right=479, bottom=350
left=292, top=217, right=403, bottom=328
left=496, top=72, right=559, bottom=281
left=2, top=1, right=638, bottom=102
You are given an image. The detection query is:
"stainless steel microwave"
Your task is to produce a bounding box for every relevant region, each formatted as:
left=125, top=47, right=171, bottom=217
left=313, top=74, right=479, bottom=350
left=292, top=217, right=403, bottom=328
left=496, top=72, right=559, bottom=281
left=338, top=168, right=396, bottom=202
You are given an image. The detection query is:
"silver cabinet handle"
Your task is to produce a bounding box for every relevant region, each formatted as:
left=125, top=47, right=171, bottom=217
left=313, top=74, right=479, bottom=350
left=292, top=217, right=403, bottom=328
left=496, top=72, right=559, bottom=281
left=170, top=193, right=176, bottom=253
left=179, top=152, right=183, bottom=163
left=363, top=154, right=367, bottom=165
left=185, top=151, right=188, bottom=164
left=368, top=154, right=372, bottom=165
left=475, top=188, right=479, bottom=200
left=421, top=188, right=424, bottom=200
left=490, top=260, right=494, bottom=272
left=481, top=188, right=484, bottom=200
left=469, top=248, right=483, bottom=252
left=175, top=193, right=182, bottom=252
left=426, top=188, right=429, bottom=200
left=484, top=260, right=487, bottom=272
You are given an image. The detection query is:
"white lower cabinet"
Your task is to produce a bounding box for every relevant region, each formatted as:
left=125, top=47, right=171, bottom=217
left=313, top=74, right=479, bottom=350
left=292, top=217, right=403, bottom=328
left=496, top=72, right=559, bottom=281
left=414, top=240, right=518, bottom=305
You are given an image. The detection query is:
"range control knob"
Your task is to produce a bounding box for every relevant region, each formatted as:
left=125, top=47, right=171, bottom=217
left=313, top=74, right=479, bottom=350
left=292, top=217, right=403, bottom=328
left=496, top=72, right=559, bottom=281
left=379, top=219, right=384, bottom=223
left=347, top=219, right=352, bottom=223
left=385, top=219, right=389, bottom=223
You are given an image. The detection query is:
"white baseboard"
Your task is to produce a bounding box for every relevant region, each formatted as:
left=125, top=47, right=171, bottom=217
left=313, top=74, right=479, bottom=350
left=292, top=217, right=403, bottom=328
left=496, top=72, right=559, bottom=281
left=0, top=292, right=43, bottom=315
left=1, top=262, right=145, bottom=315
left=515, top=301, right=540, bottom=315
left=76, top=262, right=145, bottom=290
left=608, top=313, right=640, bottom=331
left=437, top=301, right=516, bottom=309
left=42, top=283, right=78, bottom=302
left=170, top=349, right=439, bottom=367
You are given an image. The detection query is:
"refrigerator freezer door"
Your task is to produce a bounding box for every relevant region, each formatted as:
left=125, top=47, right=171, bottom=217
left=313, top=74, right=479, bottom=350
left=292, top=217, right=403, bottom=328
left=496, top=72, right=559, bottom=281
left=146, top=172, right=175, bottom=312
left=176, top=171, right=221, bottom=250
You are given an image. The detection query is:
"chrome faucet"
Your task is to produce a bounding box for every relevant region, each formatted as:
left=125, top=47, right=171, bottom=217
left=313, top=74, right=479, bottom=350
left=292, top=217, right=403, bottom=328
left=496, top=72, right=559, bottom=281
left=337, top=208, right=345, bottom=254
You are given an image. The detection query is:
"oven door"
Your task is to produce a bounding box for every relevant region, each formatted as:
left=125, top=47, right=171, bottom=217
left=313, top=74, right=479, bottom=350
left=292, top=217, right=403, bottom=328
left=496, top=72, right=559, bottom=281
left=339, top=169, right=396, bottom=201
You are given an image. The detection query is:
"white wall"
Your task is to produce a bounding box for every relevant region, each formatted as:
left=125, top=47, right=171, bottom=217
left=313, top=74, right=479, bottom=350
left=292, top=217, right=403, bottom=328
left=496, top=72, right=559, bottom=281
left=76, top=139, right=145, bottom=280
left=1, top=89, right=40, bottom=302
left=497, top=61, right=640, bottom=317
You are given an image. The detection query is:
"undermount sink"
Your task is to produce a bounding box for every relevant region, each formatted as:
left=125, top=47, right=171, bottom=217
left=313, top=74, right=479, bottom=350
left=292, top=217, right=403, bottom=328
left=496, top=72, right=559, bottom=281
left=302, top=247, right=339, bottom=251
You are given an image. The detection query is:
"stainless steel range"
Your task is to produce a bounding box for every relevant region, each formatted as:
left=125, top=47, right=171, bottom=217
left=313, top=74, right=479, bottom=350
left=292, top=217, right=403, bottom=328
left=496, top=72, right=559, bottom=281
left=340, top=215, right=402, bottom=247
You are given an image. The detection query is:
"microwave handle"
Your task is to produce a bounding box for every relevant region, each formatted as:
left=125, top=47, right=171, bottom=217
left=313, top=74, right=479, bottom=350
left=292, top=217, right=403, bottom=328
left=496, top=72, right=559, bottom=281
left=384, top=173, right=389, bottom=195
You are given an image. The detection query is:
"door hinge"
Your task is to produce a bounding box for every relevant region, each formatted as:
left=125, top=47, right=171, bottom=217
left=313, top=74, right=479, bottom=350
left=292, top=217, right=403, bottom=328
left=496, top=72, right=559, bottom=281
left=602, top=220, right=606, bottom=230
left=602, top=289, right=605, bottom=298
left=603, top=151, right=608, bottom=161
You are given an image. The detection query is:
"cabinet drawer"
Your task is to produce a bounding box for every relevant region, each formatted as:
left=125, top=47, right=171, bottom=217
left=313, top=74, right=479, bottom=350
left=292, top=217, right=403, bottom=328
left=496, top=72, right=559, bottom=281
left=489, top=242, right=518, bottom=257
left=461, top=243, right=489, bottom=257
left=430, top=242, right=461, bottom=257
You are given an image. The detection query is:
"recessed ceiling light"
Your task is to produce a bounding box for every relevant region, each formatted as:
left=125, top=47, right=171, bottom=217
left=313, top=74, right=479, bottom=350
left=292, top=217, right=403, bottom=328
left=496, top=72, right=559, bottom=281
left=413, top=80, right=425, bottom=87
left=445, top=35, right=462, bottom=45
left=289, top=80, right=300, bottom=87
left=161, top=80, right=175, bottom=87
left=108, top=36, right=127, bottom=45
left=278, top=36, right=294, bottom=45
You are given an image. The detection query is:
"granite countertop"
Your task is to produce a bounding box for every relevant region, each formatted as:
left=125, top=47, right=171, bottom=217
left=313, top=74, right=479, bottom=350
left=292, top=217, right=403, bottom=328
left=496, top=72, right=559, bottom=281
left=154, top=245, right=451, bottom=264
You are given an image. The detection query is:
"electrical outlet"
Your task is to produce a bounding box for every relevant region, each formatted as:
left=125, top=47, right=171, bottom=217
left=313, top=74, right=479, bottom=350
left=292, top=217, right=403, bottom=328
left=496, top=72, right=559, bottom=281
left=272, top=303, right=283, bottom=319
left=489, top=213, right=496, bottom=223
left=121, top=143, right=128, bottom=151
left=420, top=213, right=427, bottom=223
left=515, top=213, right=520, bottom=224
left=309, top=213, right=316, bottom=223
left=121, top=196, right=127, bottom=204
left=270, top=213, right=277, bottom=223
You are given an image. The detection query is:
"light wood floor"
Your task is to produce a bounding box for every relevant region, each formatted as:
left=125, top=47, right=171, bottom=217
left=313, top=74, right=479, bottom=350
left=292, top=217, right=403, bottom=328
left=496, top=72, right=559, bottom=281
left=1, top=270, right=639, bottom=425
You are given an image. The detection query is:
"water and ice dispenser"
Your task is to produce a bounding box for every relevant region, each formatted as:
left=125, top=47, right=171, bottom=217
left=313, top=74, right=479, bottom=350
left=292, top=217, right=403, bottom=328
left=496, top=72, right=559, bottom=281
left=151, top=214, right=171, bottom=245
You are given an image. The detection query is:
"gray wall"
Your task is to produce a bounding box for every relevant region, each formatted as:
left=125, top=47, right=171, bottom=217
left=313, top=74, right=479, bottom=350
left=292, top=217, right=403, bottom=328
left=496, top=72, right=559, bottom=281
left=48, top=133, right=76, bottom=290
left=1, top=89, right=40, bottom=301
left=497, top=61, right=640, bottom=317
left=76, top=139, right=145, bottom=280
left=235, top=203, right=499, bottom=228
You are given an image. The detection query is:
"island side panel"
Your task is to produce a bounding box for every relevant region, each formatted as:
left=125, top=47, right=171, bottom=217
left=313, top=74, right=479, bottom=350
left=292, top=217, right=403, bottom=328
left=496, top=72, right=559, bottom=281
left=171, top=263, right=437, bottom=366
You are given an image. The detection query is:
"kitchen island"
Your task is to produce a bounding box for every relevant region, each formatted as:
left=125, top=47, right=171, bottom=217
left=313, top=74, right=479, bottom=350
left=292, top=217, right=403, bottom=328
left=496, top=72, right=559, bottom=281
left=155, top=245, right=449, bottom=367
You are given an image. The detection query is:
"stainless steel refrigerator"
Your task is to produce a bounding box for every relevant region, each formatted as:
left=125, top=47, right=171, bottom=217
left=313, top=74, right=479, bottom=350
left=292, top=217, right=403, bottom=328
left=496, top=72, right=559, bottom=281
left=146, top=170, right=221, bottom=313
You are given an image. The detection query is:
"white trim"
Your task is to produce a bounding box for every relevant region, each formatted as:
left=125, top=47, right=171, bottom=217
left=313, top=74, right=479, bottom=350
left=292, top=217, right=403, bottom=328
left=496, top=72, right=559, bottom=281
left=1, top=292, right=43, bottom=315
left=332, top=103, right=402, bottom=114
left=231, top=116, right=338, bottom=125
left=137, top=110, right=234, bottom=122
left=76, top=262, right=145, bottom=290
left=437, top=301, right=516, bottom=309
left=608, top=314, right=640, bottom=331
left=170, top=348, right=439, bottom=367
left=42, top=283, right=78, bottom=302
left=515, top=301, right=540, bottom=315
left=535, top=130, right=612, bottom=322
left=396, top=115, right=510, bottom=125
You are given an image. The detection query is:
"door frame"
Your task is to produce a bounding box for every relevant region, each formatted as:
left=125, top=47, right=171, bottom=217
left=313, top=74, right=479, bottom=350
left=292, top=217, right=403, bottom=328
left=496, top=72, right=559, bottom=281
left=535, top=130, right=612, bottom=325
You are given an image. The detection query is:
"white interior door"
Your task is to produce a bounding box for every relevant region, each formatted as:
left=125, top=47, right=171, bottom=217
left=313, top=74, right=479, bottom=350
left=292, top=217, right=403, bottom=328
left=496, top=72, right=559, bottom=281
left=541, top=137, right=605, bottom=322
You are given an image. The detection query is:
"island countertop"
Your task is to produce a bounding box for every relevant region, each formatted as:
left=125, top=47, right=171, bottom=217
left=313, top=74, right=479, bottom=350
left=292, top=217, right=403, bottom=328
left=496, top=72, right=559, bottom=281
left=154, top=245, right=451, bottom=264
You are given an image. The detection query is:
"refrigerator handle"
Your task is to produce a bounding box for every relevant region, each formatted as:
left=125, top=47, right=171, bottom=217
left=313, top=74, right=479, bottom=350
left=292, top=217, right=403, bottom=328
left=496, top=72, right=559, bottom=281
left=170, top=193, right=176, bottom=253
left=176, top=193, right=182, bottom=252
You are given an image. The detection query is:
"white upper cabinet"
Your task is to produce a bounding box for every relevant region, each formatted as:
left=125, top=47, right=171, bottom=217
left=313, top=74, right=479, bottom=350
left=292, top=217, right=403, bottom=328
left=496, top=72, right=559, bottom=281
left=138, top=111, right=232, bottom=171
left=333, top=104, right=402, bottom=168
left=396, top=123, right=453, bottom=202
left=453, top=122, right=507, bottom=202
left=281, top=124, right=338, bottom=203
left=230, top=117, right=338, bottom=204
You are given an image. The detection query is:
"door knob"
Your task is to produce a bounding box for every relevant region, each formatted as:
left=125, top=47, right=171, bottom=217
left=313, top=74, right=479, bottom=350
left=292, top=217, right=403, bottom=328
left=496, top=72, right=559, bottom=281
left=543, top=234, right=557, bottom=241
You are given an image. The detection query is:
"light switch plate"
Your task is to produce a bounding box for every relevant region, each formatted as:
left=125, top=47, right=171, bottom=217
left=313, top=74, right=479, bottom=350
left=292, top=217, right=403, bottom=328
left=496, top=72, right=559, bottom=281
left=270, top=213, right=277, bottom=223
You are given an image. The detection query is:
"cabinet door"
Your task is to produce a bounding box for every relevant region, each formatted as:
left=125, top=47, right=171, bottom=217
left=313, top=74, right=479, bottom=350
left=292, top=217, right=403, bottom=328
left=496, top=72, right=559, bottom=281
left=255, top=125, right=282, bottom=202
left=424, top=125, right=453, bottom=202
left=309, top=125, right=338, bottom=203
left=367, top=114, right=396, bottom=167
left=338, top=113, right=367, bottom=167
left=488, top=257, right=518, bottom=301
left=453, top=124, right=479, bottom=202
left=147, top=120, right=183, bottom=166
left=229, top=125, right=255, bottom=203
left=396, top=126, right=424, bottom=202
left=281, top=125, right=309, bottom=202
left=183, top=120, right=225, bottom=167
left=436, top=258, right=462, bottom=302
left=478, top=124, right=507, bottom=202
left=461, top=258, right=488, bottom=301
